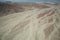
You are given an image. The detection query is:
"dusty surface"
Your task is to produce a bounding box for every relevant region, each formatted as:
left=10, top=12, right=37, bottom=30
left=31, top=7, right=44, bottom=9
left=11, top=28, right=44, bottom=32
left=0, top=3, right=60, bottom=40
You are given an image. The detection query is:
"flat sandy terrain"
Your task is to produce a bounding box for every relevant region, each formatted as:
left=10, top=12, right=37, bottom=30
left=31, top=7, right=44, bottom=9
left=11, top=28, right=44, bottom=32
left=0, top=2, right=60, bottom=40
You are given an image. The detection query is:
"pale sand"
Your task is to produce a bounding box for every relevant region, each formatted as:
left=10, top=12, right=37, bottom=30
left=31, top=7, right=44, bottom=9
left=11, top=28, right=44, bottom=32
left=0, top=4, right=60, bottom=40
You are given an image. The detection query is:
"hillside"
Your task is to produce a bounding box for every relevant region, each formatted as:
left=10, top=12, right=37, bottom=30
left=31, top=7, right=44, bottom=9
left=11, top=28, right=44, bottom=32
left=0, top=2, right=60, bottom=40
left=0, top=2, right=50, bottom=16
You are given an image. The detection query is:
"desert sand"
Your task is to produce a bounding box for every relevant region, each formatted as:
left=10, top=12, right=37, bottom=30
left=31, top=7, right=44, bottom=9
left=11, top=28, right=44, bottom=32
left=0, top=2, right=60, bottom=40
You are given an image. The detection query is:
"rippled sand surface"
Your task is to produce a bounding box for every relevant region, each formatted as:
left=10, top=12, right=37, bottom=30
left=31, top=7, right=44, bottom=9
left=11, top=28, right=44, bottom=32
left=0, top=3, right=60, bottom=40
